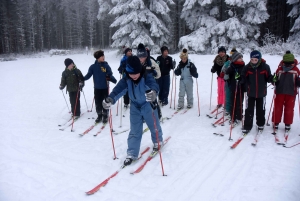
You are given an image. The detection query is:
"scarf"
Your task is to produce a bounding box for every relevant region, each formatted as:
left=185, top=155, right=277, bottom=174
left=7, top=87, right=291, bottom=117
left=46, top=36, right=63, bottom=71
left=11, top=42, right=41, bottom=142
left=283, top=65, right=294, bottom=72
left=250, top=59, right=262, bottom=69
left=214, top=55, right=227, bottom=66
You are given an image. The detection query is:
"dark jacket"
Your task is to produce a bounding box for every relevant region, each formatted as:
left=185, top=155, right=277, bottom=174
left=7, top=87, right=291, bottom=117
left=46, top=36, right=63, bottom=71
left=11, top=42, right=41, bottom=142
left=118, top=55, right=128, bottom=74
left=212, top=55, right=229, bottom=77
left=175, top=60, right=198, bottom=78
left=156, top=55, right=174, bottom=76
left=60, top=66, right=84, bottom=92
left=84, top=60, right=117, bottom=89
left=275, top=64, right=300, bottom=96
left=226, top=61, right=245, bottom=92
left=241, top=59, right=272, bottom=98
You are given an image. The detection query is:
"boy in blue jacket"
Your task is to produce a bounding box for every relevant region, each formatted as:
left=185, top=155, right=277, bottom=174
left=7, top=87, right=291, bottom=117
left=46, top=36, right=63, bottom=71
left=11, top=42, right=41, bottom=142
left=102, top=56, right=163, bottom=166
left=84, top=50, right=117, bottom=123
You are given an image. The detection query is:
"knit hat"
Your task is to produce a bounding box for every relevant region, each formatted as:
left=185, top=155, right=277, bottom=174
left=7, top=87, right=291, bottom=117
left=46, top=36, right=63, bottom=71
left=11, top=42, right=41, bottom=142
left=230, top=47, right=237, bottom=55
left=180, top=48, right=188, bottom=59
left=250, top=50, right=262, bottom=60
left=283, top=51, right=295, bottom=64
left=123, top=46, right=132, bottom=55
left=218, top=46, right=226, bottom=53
left=126, top=56, right=142, bottom=74
left=64, top=58, right=74, bottom=67
left=231, top=52, right=243, bottom=63
left=94, top=50, right=104, bottom=59
left=161, top=46, right=169, bottom=54
left=137, top=43, right=148, bottom=58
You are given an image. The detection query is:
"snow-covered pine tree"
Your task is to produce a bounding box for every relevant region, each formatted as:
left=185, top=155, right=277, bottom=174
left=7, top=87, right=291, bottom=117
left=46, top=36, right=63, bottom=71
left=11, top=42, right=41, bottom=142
left=211, top=0, right=269, bottom=53
left=179, top=0, right=219, bottom=53
left=109, top=0, right=173, bottom=53
left=287, top=0, right=300, bottom=42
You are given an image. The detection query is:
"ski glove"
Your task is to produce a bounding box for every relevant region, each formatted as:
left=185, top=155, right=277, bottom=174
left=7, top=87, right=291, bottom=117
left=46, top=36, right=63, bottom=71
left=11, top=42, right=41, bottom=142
left=59, top=85, right=64, bottom=90
left=145, top=90, right=156, bottom=102
left=102, top=97, right=113, bottom=110
left=79, top=82, right=84, bottom=91
left=172, top=60, right=176, bottom=69
left=211, top=66, right=216, bottom=73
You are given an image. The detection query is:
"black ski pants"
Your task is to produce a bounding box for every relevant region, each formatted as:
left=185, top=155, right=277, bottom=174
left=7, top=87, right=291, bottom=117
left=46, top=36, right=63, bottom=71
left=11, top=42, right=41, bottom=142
left=95, top=88, right=108, bottom=116
left=69, top=91, right=80, bottom=116
left=243, top=96, right=266, bottom=130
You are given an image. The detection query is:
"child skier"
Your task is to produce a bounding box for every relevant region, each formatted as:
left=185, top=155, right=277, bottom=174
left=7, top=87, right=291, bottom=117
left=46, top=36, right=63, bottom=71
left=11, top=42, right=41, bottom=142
left=211, top=46, right=229, bottom=108
left=156, top=46, right=175, bottom=106
left=118, top=47, right=132, bottom=108
left=174, top=48, right=198, bottom=109
left=241, top=50, right=272, bottom=133
left=102, top=56, right=163, bottom=166
left=225, top=51, right=245, bottom=127
left=84, top=50, right=117, bottom=124
left=59, top=58, right=84, bottom=117
left=272, top=51, right=300, bottom=132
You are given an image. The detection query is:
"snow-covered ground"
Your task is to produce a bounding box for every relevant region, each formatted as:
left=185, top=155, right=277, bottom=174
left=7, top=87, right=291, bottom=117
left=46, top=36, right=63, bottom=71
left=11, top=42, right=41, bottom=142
left=0, top=50, right=299, bottom=201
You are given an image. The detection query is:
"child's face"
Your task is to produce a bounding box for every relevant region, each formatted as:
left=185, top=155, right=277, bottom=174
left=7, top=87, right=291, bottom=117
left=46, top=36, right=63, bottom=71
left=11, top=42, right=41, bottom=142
left=181, top=57, right=187, bottom=63
left=67, top=63, right=74, bottom=70
left=163, top=50, right=168, bottom=57
left=98, top=56, right=105, bottom=62
left=250, top=58, right=259, bottom=64
left=126, top=50, right=132, bottom=57
left=219, top=51, right=226, bottom=57
left=237, top=57, right=243, bottom=62
left=139, top=57, right=147, bottom=64
left=129, top=73, right=140, bottom=80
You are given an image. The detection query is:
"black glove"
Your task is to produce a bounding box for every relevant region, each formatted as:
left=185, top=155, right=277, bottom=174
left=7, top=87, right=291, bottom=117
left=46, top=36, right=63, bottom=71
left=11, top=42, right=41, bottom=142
left=79, top=82, right=84, bottom=91
left=106, top=75, right=111, bottom=81
left=59, top=85, right=64, bottom=90
left=172, top=60, right=176, bottom=68
left=211, top=66, right=216, bottom=73
left=102, top=97, right=113, bottom=110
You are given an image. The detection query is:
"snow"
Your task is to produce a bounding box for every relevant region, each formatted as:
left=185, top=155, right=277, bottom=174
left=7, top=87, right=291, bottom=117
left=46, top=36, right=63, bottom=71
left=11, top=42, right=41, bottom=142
left=1, top=50, right=300, bottom=201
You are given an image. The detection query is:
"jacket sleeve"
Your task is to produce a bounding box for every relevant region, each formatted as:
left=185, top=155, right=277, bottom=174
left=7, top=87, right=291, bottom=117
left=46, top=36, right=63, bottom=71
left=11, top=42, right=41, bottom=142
left=84, top=65, right=93, bottom=81
left=174, top=65, right=181, bottom=76
left=190, top=63, right=198, bottom=78
left=60, top=71, right=67, bottom=88
left=106, top=64, right=117, bottom=84
left=108, top=77, right=128, bottom=104
left=76, top=69, right=84, bottom=83
left=265, top=64, right=273, bottom=83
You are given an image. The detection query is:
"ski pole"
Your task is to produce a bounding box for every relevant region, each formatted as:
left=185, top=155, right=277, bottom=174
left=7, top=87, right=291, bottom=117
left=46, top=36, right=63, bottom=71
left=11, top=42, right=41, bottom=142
left=196, top=78, right=200, bottom=116
left=170, top=68, right=175, bottom=109
left=71, top=88, right=80, bottom=132
left=61, top=90, right=71, bottom=113
left=116, top=74, right=121, bottom=116
left=266, top=92, right=275, bottom=126
left=119, top=97, right=123, bottom=127
left=108, top=108, right=117, bottom=159
left=174, top=73, right=177, bottom=110
left=229, top=80, right=239, bottom=141
left=209, top=73, right=213, bottom=110
left=239, top=85, right=244, bottom=128
left=82, top=89, right=89, bottom=112
left=298, top=92, right=300, bottom=120
left=148, top=99, right=166, bottom=176
left=272, top=87, right=277, bottom=134
left=88, top=97, right=95, bottom=112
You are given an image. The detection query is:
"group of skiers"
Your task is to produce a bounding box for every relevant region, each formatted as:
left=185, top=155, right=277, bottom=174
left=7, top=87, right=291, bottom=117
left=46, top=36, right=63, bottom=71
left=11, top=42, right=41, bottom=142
left=211, top=47, right=300, bottom=134
left=59, top=45, right=199, bottom=166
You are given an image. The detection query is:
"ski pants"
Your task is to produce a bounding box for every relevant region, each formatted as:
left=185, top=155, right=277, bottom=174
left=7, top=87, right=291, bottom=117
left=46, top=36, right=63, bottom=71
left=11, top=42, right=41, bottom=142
left=127, top=103, right=163, bottom=159
left=230, top=86, right=244, bottom=121
left=217, top=77, right=225, bottom=105
left=157, top=74, right=171, bottom=105
left=272, top=94, right=296, bottom=125
left=178, top=78, right=193, bottom=107
left=69, top=91, right=80, bottom=116
left=94, top=88, right=108, bottom=116
left=225, top=82, right=232, bottom=113
left=243, top=96, right=266, bottom=130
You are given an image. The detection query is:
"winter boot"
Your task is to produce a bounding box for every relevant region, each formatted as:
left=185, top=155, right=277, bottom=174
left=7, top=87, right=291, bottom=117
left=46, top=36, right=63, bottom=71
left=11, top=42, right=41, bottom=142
left=242, top=129, right=250, bottom=134
left=285, top=124, right=291, bottom=131
left=153, top=141, right=164, bottom=152
left=177, top=105, right=183, bottom=110
left=273, top=123, right=279, bottom=130
left=257, top=126, right=264, bottom=131
left=95, top=114, right=102, bottom=123
left=187, top=104, right=193, bottom=109
left=123, top=158, right=133, bottom=166
left=102, top=113, right=108, bottom=124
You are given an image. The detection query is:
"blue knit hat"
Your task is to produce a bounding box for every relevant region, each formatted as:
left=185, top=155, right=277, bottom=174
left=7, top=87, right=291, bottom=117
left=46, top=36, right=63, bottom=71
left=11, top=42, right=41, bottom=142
left=250, top=50, right=262, bottom=60
left=126, top=56, right=142, bottom=74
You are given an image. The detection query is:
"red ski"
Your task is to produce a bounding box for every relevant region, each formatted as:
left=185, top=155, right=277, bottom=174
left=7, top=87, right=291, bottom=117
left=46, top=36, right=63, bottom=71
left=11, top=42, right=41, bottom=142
left=85, top=147, right=150, bottom=195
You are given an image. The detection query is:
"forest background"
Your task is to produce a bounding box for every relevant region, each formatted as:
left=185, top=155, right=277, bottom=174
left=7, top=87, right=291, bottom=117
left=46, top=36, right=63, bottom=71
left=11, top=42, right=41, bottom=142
left=1, top=0, right=300, bottom=55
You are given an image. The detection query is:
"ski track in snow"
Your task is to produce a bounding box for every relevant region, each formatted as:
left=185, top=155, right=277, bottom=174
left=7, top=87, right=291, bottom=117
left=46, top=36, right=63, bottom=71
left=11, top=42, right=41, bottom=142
left=0, top=50, right=300, bottom=201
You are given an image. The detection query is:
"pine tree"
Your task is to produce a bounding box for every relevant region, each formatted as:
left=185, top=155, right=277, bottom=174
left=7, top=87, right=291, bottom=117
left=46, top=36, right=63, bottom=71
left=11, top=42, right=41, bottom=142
left=109, top=0, right=173, bottom=52
left=287, top=0, right=300, bottom=42
left=179, top=0, right=219, bottom=53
